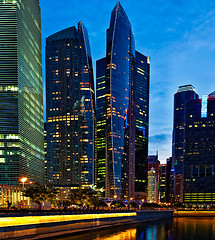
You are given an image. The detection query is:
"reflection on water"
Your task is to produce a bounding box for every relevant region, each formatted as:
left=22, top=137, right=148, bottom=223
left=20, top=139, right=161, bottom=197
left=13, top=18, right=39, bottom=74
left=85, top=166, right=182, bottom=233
left=54, top=217, right=215, bottom=240
left=173, top=217, right=215, bottom=240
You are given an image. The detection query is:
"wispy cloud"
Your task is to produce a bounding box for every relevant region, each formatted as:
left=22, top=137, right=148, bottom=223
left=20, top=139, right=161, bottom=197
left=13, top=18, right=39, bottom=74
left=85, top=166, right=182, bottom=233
left=41, top=0, right=215, bottom=161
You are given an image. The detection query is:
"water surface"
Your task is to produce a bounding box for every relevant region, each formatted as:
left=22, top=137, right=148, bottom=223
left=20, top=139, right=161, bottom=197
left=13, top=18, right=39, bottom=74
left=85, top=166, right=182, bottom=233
left=53, top=217, right=215, bottom=240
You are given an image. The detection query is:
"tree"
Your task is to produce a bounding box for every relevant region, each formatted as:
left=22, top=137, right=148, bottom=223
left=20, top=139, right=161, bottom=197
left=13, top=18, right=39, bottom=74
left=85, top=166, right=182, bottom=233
left=23, top=183, right=58, bottom=206
left=70, top=187, right=99, bottom=207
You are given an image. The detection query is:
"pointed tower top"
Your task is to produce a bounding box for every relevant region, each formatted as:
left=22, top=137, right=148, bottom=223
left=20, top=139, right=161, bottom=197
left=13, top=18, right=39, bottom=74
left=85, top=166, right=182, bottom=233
left=115, top=1, right=123, bottom=11
left=110, top=1, right=130, bottom=28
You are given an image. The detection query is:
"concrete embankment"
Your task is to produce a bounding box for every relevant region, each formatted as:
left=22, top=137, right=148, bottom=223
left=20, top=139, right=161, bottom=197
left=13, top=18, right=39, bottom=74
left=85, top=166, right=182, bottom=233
left=0, top=211, right=173, bottom=239
left=174, top=211, right=215, bottom=217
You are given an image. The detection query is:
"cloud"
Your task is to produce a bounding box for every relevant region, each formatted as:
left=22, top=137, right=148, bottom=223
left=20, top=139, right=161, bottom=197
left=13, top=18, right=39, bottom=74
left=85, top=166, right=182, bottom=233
left=149, top=133, right=171, bottom=144
left=41, top=0, right=215, bottom=161
left=149, top=133, right=172, bottom=163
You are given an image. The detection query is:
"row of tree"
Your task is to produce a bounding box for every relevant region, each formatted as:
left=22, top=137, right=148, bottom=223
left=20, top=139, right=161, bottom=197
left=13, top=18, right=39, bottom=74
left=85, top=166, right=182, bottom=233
left=23, top=183, right=105, bottom=207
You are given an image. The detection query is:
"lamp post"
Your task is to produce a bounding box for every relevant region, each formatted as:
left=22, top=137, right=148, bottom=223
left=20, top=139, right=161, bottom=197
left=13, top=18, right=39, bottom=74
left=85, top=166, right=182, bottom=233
left=20, top=177, right=27, bottom=207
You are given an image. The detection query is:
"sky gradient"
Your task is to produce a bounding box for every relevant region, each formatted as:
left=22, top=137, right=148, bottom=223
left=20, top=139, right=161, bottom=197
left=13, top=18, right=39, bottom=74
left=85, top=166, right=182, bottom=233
left=40, top=0, right=215, bottom=163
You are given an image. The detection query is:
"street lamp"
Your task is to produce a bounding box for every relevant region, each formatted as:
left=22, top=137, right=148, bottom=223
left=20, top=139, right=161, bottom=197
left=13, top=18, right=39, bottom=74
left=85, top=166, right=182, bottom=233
left=21, top=177, right=27, bottom=206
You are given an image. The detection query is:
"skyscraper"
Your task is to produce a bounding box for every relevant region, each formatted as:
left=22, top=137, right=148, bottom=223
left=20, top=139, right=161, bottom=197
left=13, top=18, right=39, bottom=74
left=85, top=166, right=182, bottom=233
left=165, top=157, right=174, bottom=203
left=96, top=2, right=149, bottom=199
left=147, top=168, right=158, bottom=203
left=96, top=58, right=106, bottom=192
left=160, top=164, right=166, bottom=202
left=46, top=22, right=96, bottom=186
left=148, top=154, right=160, bottom=202
left=135, top=52, right=150, bottom=195
left=183, top=93, right=215, bottom=204
left=0, top=0, right=44, bottom=185
left=172, top=84, right=199, bottom=201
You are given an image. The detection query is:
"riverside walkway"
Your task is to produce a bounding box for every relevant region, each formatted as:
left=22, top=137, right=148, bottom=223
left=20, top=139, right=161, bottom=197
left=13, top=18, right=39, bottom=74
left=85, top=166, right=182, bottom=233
left=0, top=210, right=173, bottom=239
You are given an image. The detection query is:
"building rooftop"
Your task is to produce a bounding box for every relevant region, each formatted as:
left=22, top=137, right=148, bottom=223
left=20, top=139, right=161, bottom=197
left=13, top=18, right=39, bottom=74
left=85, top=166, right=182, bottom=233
left=209, top=91, right=215, bottom=98
left=176, top=84, right=197, bottom=94
left=47, top=26, right=77, bottom=42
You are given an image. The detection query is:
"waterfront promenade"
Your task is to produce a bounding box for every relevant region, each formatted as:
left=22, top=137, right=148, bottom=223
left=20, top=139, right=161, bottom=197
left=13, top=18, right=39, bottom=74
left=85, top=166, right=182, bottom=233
left=0, top=210, right=173, bottom=239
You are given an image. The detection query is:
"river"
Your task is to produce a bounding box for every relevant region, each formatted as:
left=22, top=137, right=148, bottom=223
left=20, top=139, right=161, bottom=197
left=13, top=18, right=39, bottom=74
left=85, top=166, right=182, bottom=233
left=53, top=217, right=215, bottom=240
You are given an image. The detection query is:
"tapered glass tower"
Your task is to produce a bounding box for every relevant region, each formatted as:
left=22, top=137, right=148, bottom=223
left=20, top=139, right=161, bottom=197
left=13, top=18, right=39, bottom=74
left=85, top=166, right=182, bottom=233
left=105, top=2, right=135, bottom=198
left=0, top=0, right=44, bottom=185
left=46, top=22, right=96, bottom=186
left=96, top=2, right=150, bottom=199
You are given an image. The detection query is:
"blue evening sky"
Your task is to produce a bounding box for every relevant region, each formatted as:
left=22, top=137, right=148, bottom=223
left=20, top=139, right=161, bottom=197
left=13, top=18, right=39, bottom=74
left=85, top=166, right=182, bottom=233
left=40, top=0, right=215, bottom=163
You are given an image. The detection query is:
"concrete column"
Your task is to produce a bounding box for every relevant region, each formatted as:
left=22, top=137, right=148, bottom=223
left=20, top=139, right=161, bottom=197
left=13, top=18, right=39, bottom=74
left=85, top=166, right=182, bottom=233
left=19, top=187, right=22, bottom=203
left=8, top=187, right=11, bottom=203
left=12, top=188, right=15, bottom=205
left=1, top=186, right=3, bottom=206
left=5, top=187, right=8, bottom=202
left=14, top=188, right=17, bottom=205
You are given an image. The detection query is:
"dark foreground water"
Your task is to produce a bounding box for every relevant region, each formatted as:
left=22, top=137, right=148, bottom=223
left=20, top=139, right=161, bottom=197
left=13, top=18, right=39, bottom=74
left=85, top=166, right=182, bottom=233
left=53, top=218, right=215, bottom=240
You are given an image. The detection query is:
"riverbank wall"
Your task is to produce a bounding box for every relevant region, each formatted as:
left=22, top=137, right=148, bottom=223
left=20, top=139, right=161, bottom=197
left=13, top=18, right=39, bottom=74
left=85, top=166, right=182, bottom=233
left=174, top=210, right=215, bottom=217
left=0, top=210, right=173, bottom=239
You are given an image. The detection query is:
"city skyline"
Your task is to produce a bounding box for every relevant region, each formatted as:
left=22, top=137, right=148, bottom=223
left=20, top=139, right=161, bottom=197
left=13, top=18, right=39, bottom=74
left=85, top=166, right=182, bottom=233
left=41, top=0, right=215, bottom=163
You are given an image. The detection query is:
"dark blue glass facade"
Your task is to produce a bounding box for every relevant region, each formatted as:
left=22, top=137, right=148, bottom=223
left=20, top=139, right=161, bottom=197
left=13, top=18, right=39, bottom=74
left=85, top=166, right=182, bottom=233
left=135, top=51, right=150, bottom=194
left=46, top=22, right=96, bottom=186
left=105, top=2, right=135, bottom=198
left=96, top=2, right=150, bottom=199
left=183, top=94, right=215, bottom=204
left=172, top=85, right=199, bottom=201
left=173, top=85, right=199, bottom=174
left=96, top=57, right=106, bottom=191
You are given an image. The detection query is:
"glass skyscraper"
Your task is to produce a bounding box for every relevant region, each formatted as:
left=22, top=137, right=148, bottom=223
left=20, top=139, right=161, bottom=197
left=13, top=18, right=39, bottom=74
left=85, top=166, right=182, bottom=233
left=96, top=57, right=106, bottom=192
left=135, top=51, right=150, bottom=195
left=172, top=84, right=199, bottom=201
left=96, top=2, right=149, bottom=199
left=183, top=93, right=215, bottom=204
left=0, top=0, right=44, bottom=185
left=46, top=22, right=96, bottom=186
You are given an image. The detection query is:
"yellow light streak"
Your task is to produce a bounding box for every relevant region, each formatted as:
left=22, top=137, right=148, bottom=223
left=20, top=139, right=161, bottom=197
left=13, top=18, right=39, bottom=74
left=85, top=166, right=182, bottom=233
left=0, top=212, right=136, bottom=228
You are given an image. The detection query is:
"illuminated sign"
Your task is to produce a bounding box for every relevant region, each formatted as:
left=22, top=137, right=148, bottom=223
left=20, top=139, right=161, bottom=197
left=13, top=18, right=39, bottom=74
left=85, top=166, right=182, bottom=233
left=201, top=95, right=208, bottom=118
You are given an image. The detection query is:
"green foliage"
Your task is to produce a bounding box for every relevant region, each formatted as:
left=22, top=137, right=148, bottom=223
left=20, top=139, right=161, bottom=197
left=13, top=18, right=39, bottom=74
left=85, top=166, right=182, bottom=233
left=70, top=187, right=100, bottom=207
left=23, top=183, right=58, bottom=205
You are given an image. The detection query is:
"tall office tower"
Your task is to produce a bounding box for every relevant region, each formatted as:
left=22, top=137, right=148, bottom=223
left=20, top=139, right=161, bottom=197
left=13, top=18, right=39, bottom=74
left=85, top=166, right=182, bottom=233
left=148, top=154, right=160, bottom=202
left=103, top=1, right=135, bottom=199
left=135, top=51, right=150, bottom=196
left=147, top=167, right=158, bottom=203
left=160, top=164, right=166, bottom=202
left=0, top=0, right=44, bottom=185
left=96, top=58, right=106, bottom=192
left=96, top=2, right=149, bottom=199
left=165, top=157, right=174, bottom=203
left=172, top=85, right=199, bottom=201
left=46, top=22, right=96, bottom=186
left=183, top=93, right=215, bottom=205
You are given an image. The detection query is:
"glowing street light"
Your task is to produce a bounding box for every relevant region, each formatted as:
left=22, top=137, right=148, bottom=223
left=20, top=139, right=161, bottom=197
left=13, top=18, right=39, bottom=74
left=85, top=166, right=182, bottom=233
left=20, top=177, right=28, bottom=206
left=21, top=177, right=27, bottom=185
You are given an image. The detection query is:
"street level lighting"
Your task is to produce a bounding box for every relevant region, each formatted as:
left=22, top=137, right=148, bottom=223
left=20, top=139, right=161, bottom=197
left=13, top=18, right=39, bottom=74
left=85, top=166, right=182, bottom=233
left=20, top=177, right=27, bottom=206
